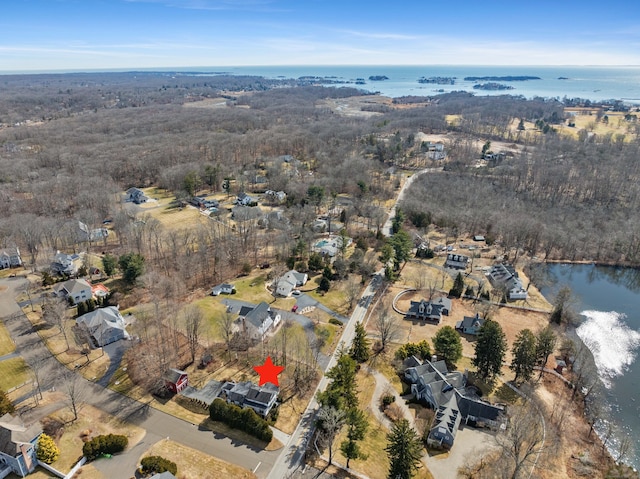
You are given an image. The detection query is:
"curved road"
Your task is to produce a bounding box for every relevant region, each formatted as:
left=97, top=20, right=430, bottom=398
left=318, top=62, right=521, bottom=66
left=0, top=277, right=278, bottom=478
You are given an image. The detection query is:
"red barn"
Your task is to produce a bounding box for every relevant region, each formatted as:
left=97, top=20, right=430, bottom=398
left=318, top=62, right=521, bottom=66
left=164, top=368, right=188, bottom=393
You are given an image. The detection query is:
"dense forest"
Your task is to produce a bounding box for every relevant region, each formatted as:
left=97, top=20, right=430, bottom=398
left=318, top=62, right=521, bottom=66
left=1, top=70, right=639, bottom=289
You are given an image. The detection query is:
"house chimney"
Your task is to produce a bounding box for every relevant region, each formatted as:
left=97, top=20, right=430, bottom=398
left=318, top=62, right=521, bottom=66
left=431, top=355, right=438, bottom=363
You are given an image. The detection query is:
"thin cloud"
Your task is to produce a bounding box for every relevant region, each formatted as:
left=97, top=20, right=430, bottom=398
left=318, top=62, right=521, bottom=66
left=123, top=0, right=281, bottom=12
left=341, top=29, right=422, bottom=41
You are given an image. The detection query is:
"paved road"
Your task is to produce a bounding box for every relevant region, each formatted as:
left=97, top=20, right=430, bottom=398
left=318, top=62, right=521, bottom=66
left=0, top=278, right=279, bottom=479
left=266, top=272, right=383, bottom=479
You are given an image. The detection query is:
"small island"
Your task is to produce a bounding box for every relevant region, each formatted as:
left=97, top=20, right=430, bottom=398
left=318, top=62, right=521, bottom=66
left=418, top=76, right=456, bottom=85
left=464, top=75, right=541, bottom=81
left=473, top=82, right=515, bottom=91
left=558, top=76, right=569, bottom=80
left=368, top=75, right=389, bottom=81
left=354, top=78, right=366, bottom=85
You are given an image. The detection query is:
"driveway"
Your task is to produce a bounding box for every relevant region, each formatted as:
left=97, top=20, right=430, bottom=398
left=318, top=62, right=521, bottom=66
left=0, top=279, right=279, bottom=479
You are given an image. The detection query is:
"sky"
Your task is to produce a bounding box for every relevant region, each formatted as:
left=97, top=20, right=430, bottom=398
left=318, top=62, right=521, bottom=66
left=2, top=0, right=640, bottom=72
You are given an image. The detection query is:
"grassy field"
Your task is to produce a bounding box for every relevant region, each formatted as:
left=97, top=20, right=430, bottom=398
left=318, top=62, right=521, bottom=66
left=0, top=321, right=15, bottom=356
left=140, top=439, right=257, bottom=479
left=0, top=357, right=31, bottom=391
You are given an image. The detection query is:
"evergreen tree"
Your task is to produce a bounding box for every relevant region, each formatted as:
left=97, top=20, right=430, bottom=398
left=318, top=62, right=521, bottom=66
left=433, top=326, right=463, bottom=365
left=385, top=419, right=423, bottom=479
left=102, top=253, right=117, bottom=277
left=317, top=352, right=358, bottom=411
left=449, top=273, right=465, bottom=298
left=510, top=329, right=537, bottom=382
left=318, top=276, right=331, bottom=293
left=36, top=433, right=60, bottom=464
left=350, top=322, right=370, bottom=363
left=118, top=252, right=145, bottom=285
left=388, top=230, right=413, bottom=271
left=473, top=320, right=507, bottom=379
left=0, top=389, right=14, bottom=415
left=340, top=407, right=369, bottom=468
left=535, top=326, right=557, bottom=377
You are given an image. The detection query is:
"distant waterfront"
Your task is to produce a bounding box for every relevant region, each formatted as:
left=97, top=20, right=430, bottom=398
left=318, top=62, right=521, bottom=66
left=2, top=65, right=640, bottom=104
left=537, top=264, right=640, bottom=469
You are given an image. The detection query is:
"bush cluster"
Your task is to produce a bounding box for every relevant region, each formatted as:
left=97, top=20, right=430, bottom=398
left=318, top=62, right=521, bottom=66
left=209, top=399, right=273, bottom=442
left=82, top=434, right=128, bottom=460
left=328, top=317, right=342, bottom=326
left=140, top=455, right=178, bottom=476
left=395, top=340, right=432, bottom=361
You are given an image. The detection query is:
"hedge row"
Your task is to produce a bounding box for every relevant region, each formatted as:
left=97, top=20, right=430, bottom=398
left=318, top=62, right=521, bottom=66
left=83, top=434, right=128, bottom=460
left=209, top=398, right=273, bottom=442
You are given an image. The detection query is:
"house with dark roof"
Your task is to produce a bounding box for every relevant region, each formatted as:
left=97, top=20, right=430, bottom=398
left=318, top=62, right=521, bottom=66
left=236, top=191, right=256, bottom=206
left=219, top=381, right=279, bottom=417
left=0, top=247, right=22, bottom=269
left=54, top=278, right=92, bottom=304
left=125, top=187, right=148, bottom=204
left=404, top=357, right=504, bottom=450
left=444, top=253, right=470, bottom=270
left=405, top=297, right=451, bottom=323
left=486, top=263, right=528, bottom=301
left=76, top=306, right=130, bottom=347
left=238, top=302, right=281, bottom=340
left=164, top=368, right=189, bottom=394
left=455, top=313, right=486, bottom=335
left=0, top=414, right=42, bottom=477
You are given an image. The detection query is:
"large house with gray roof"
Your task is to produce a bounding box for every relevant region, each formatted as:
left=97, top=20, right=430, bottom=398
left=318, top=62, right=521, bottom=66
left=76, top=306, right=130, bottom=347
left=219, top=381, right=279, bottom=417
left=405, top=297, right=452, bottom=323
left=238, top=302, right=281, bottom=341
left=486, top=263, right=528, bottom=301
left=404, top=357, right=504, bottom=450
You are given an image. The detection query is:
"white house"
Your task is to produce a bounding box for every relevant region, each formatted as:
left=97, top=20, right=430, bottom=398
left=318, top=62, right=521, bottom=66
left=0, top=414, right=42, bottom=478
left=211, top=283, right=235, bottom=296
left=0, top=247, right=21, bottom=269
left=238, top=302, right=281, bottom=341
left=76, top=306, right=130, bottom=347
left=275, top=270, right=308, bottom=297
left=53, top=278, right=92, bottom=304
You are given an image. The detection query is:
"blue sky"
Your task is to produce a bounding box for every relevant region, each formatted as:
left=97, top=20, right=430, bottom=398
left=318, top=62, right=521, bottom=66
left=2, top=0, right=640, bottom=71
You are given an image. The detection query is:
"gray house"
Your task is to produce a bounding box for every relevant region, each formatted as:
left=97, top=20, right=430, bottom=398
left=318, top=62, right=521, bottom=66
left=486, top=263, right=528, bottom=301
left=455, top=314, right=486, bottom=335
left=405, top=297, right=452, bottom=323
left=125, top=187, right=148, bottom=204
left=0, top=247, right=22, bottom=269
left=404, top=357, right=504, bottom=450
left=444, top=253, right=469, bottom=270
left=76, top=306, right=130, bottom=347
left=50, top=251, right=80, bottom=276
left=219, top=381, right=279, bottom=417
left=0, top=414, right=42, bottom=478
left=53, top=278, right=92, bottom=304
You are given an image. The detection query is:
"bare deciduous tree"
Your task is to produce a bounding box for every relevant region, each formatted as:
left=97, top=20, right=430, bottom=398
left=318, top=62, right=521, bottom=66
left=316, top=405, right=345, bottom=465
left=374, top=307, right=400, bottom=353
left=42, top=298, right=70, bottom=350
left=344, top=276, right=361, bottom=311
left=217, top=310, right=236, bottom=360
left=495, top=401, right=546, bottom=479
left=182, top=304, right=204, bottom=363
left=60, top=370, right=88, bottom=423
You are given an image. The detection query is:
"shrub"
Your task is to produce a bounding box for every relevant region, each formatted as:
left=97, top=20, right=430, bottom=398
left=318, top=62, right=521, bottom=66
left=382, top=394, right=396, bottom=407
left=328, top=317, right=342, bottom=326
left=140, top=455, right=178, bottom=476
left=36, top=433, right=60, bottom=464
left=82, top=434, right=128, bottom=460
left=395, top=340, right=432, bottom=361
